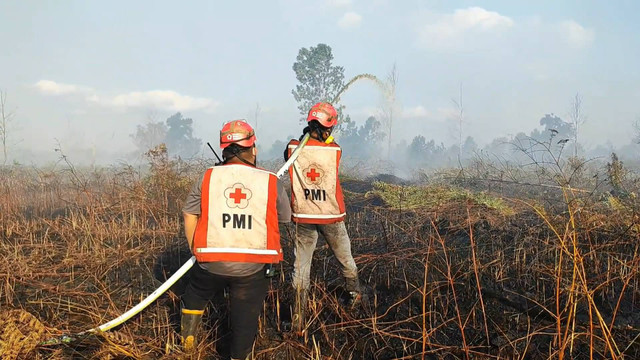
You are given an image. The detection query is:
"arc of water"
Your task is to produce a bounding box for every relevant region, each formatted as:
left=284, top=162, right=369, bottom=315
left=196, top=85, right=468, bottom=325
left=332, top=73, right=389, bottom=104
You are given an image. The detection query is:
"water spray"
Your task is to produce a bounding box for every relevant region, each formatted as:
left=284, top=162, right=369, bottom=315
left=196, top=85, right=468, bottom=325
left=328, top=73, right=388, bottom=145
left=332, top=73, right=387, bottom=105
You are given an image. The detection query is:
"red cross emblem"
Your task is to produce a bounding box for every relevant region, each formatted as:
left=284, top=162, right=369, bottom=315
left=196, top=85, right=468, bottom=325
left=224, top=183, right=252, bottom=209
left=306, top=168, right=320, bottom=182
left=229, top=188, right=247, bottom=204
left=302, top=165, right=324, bottom=185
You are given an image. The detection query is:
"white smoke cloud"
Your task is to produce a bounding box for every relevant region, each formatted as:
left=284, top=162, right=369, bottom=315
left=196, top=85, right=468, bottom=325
left=402, top=105, right=430, bottom=118
left=559, top=20, right=594, bottom=48
left=34, top=80, right=219, bottom=112
left=34, top=80, right=93, bottom=96
left=417, top=7, right=514, bottom=50
left=338, top=12, right=363, bottom=29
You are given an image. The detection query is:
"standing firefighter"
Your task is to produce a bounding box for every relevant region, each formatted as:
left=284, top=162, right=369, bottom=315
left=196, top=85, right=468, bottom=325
left=285, top=102, right=363, bottom=333
left=181, top=120, right=291, bottom=360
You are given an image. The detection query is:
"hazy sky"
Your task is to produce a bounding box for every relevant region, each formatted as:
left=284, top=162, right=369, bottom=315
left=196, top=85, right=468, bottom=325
left=1, top=0, right=638, bottom=162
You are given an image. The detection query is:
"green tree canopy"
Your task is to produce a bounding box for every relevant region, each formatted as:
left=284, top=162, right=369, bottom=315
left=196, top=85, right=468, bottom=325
left=292, top=43, right=346, bottom=121
left=538, top=113, right=573, bottom=141
left=131, top=121, right=167, bottom=153
left=131, top=112, right=202, bottom=158
left=165, top=112, right=202, bottom=158
left=340, top=116, right=385, bottom=158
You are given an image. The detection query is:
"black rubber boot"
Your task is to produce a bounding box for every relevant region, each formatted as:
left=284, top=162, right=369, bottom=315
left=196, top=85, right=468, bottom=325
left=180, top=307, right=204, bottom=352
left=345, top=276, right=364, bottom=308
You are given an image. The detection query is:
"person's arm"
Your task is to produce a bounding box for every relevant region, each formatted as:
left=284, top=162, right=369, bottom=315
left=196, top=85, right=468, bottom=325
left=182, top=173, right=204, bottom=250
left=276, top=180, right=292, bottom=223
left=183, top=212, right=198, bottom=249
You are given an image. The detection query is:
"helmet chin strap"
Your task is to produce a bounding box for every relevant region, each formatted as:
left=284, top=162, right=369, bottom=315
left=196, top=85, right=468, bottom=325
left=227, top=155, right=255, bottom=167
left=308, top=121, right=333, bottom=141
left=240, top=157, right=256, bottom=167
left=223, top=147, right=256, bottom=167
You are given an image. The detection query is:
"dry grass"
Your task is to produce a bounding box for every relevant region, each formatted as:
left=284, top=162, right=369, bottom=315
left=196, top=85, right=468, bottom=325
left=1, top=147, right=639, bottom=359
left=369, top=181, right=515, bottom=216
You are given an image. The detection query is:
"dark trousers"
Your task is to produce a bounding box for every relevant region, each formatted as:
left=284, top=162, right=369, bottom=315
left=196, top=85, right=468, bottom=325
left=182, top=265, right=269, bottom=359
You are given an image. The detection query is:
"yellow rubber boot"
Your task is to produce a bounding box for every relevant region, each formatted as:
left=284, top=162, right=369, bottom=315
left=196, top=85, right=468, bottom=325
left=180, top=308, right=204, bottom=352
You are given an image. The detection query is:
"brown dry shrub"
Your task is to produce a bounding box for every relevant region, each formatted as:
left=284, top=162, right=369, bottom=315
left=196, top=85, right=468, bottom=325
left=0, top=308, right=48, bottom=359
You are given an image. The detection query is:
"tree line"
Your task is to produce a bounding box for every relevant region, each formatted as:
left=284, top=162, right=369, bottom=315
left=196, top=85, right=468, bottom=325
left=128, top=43, right=637, bottom=169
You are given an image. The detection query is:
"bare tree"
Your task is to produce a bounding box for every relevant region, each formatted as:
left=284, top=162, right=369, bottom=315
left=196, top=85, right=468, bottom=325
left=568, top=92, right=585, bottom=157
left=379, top=63, right=398, bottom=160
left=451, top=83, right=464, bottom=159
left=0, top=90, right=15, bottom=165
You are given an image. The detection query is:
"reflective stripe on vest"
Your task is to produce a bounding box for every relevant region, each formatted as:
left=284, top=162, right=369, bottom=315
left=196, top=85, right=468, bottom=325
left=288, top=139, right=346, bottom=224
left=193, top=164, right=282, bottom=263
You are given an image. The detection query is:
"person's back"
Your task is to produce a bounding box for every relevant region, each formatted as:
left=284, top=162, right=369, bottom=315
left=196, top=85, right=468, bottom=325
left=181, top=120, right=290, bottom=360
left=284, top=103, right=363, bottom=335
left=192, top=164, right=283, bottom=264
left=286, top=136, right=346, bottom=223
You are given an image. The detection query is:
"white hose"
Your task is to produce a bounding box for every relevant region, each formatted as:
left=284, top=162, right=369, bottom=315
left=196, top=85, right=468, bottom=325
left=276, top=133, right=310, bottom=178
left=87, top=256, right=197, bottom=333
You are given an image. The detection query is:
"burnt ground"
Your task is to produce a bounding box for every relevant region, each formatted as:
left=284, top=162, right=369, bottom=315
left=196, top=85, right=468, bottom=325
left=2, top=173, right=640, bottom=359
left=145, top=179, right=640, bottom=359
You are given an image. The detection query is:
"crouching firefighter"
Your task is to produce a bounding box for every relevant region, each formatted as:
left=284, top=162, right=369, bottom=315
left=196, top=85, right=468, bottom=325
left=181, top=120, right=291, bottom=360
left=284, top=102, right=363, bottom=334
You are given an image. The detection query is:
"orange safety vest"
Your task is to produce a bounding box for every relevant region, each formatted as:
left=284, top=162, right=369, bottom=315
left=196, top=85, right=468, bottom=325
left=192, top=164, right=282, bottom=263
left=287, top=138, right=346, bottom=224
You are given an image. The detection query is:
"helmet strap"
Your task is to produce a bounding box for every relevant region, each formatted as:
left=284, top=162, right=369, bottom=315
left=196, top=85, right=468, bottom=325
left=308, top=121, right=333, bottom=141
left=223, top=146, right=256, bottom=167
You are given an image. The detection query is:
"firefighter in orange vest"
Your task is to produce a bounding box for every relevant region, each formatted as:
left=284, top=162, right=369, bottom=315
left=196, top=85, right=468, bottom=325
left=285, top=102, right=363, bottom=333
left=181, top=120, right=291, bottom=360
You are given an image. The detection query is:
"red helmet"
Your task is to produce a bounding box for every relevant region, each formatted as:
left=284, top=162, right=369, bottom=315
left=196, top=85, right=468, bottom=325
left=220, top=120, right=256, bottom=149
left=307, top=102, right=338, bottom=128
